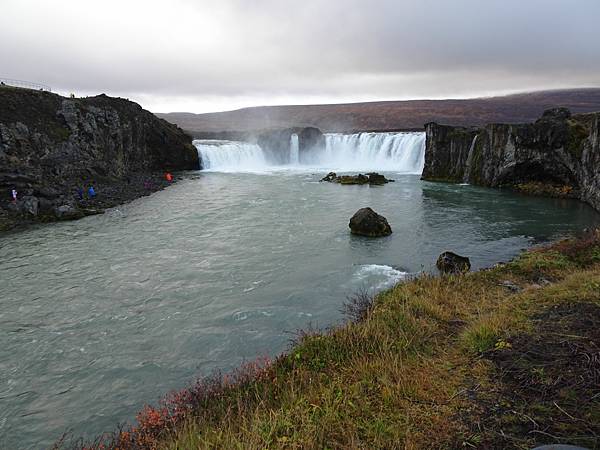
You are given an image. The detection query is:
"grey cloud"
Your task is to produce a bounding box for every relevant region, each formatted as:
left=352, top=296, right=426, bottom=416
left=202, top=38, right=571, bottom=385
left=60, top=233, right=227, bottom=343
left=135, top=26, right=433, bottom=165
left=0, top=0, right=598, bottom=112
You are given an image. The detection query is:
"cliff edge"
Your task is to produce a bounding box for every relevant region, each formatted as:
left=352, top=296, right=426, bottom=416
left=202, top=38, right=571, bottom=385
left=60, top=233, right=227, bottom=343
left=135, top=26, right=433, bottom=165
left=422, top=108, right=600, bottom=212
left=0, top=87, right=200, bottom=230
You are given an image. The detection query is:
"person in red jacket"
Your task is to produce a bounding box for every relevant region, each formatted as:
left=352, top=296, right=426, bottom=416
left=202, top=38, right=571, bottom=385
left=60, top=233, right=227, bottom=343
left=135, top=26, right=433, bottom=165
left=165, top=172, right=173, bottom=182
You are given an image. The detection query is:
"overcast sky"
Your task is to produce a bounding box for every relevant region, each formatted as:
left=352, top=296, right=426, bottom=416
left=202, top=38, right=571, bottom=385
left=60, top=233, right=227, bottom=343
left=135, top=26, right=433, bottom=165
left=1, top=0, right=599, bottom=113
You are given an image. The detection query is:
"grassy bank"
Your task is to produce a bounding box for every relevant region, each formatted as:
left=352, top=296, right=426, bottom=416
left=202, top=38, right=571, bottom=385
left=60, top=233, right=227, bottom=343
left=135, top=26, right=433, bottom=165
left=71, top=230, right=600, bottom=449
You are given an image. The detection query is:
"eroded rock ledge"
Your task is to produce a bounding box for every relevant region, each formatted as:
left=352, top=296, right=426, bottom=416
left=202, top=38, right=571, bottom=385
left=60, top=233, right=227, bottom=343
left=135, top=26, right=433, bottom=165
left=422, top=108, right=600, bottom=212
left=0, top=87, right=200, bottom=231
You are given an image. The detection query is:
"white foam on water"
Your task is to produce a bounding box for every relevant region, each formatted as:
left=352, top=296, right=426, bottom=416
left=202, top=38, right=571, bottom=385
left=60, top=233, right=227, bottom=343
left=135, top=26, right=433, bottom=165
left=352, top=264, right=408, bottom=290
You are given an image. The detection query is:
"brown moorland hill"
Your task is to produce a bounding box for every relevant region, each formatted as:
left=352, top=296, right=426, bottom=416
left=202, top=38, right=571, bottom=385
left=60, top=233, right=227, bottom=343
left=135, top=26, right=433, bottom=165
left=157, top=88, right=600, bottom=134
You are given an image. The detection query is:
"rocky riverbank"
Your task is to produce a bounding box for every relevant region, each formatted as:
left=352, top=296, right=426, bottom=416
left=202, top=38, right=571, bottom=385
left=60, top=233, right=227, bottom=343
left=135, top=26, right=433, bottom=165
left=0, top=87, right=200, bottom=232
left=422, top=108, right=600, bottom=212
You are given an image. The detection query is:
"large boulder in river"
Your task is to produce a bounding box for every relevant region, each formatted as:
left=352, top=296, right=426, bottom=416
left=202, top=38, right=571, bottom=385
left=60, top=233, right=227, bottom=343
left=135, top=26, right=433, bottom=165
left=349, top=207, right=392, bottom=237
left=436, top=251, right=471, bottom=274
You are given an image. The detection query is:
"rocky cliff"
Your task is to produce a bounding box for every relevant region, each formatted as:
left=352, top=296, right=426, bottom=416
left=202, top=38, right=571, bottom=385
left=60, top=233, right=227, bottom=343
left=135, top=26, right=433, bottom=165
left=0, top=87, right=199, bottom=229
left=422, top=108, right=600, bottom=212
left=256, top=127, right=325, bottom=164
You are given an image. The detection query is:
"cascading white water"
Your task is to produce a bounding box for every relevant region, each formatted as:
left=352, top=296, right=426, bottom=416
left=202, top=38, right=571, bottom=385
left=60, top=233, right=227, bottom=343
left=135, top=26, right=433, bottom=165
left=194, top=132, right=425, bottom=173
left=194, top=140, right=268, bottom=171
left=290, top=134, right=299, bottom=165
left=317, top=132, right=425, bottom=173
left=463, top=135, right=478, bottom=183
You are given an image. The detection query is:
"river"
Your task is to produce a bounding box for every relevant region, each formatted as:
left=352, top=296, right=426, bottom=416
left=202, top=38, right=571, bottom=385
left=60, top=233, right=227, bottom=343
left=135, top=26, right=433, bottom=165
left=1, top=133, right=598, bottom=448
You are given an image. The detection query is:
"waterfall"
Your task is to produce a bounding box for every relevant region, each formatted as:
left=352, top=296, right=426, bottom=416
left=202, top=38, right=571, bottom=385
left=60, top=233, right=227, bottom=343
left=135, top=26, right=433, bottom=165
left=317, top=132, right=426, bottom=173
left=463, top=135, right=478, bottom=183
left=290, top=134, right=299, bottom=165
left=193, top=132, right=425, bottom=173
left=194, top=140, right=268, bottom=171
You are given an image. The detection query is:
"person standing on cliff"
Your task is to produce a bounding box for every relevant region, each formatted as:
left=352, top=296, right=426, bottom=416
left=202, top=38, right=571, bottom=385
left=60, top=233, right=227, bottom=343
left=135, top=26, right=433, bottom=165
left=88, top=186, right=96, bottom=199
left=165, top=172, right=173, bottom=182
left=11, top=189, right=17, bottom=203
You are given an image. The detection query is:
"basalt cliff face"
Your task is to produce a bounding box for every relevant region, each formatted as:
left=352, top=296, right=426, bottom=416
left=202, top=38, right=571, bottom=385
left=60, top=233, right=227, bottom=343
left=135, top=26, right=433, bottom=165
left=0, top=87, right=199, bottom=229
left=422, top=108, right=600, bottom=212
left=256, top=127, right=325, bottom=164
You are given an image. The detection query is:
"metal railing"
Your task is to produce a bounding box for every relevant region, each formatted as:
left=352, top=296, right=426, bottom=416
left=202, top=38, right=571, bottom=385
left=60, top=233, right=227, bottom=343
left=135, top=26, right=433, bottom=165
left=0, top=78, right=51, bottom=92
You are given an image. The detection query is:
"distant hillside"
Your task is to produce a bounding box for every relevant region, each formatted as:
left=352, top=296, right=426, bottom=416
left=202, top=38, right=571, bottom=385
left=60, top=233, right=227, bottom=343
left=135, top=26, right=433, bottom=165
left=157, top=88, right=600, bottom=134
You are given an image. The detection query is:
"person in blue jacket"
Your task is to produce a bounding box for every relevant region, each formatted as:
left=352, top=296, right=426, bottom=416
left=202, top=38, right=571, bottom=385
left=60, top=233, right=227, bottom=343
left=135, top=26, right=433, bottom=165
left=88, top=186, right=96, bottom=198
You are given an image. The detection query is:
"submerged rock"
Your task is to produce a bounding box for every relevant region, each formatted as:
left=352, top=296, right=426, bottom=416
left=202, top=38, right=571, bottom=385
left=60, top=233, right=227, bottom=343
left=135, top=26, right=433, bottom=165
left=436, top=252, right=471, bottom=274
left=349, top=207, right=392, bottom=237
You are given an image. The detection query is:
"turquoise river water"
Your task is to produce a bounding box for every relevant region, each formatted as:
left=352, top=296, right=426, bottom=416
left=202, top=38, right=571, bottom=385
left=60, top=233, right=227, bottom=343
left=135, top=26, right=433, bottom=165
left=1, top=169, right=599, bottom=448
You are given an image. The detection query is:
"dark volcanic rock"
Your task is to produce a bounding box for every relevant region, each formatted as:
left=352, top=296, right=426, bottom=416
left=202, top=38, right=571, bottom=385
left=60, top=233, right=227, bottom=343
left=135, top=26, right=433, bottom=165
left=436, top=251, right=471, bottom=274
left=256, top=127, right=325, bottom=164
left=367, top=172, right=394, bottom=185
left=349, top=207, right=392, bottom=237
left=256, top=129, right=296, bottom=164
left=321, top=172, right=394, bottom=185
left=298, top=127, right=325, bottom=162
left=0, top=87, right=199, bottom=230
left=321, top=172, right=337, bottom=182
left=422, top=108, right=600, bottom=212
left=339, top=174, right=369, bottom=185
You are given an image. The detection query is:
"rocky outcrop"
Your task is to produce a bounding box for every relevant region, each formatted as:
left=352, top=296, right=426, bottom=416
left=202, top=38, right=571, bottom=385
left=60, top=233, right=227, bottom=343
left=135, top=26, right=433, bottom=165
left=349, top=207, right=392, bottom=237
left=298, top=127, right=326, bottom=162
left=256, top=127, right=325, bottom=164
left=436, top=252, right=471, bottom=275
left=0, top=87, right=200, bottom=230
left=422, top=108, right=600, bottom=212
left=321, top=172, right=394, bottom=185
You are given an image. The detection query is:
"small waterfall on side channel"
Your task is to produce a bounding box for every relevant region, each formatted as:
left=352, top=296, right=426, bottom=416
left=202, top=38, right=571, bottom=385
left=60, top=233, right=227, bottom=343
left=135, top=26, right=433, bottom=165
left=463, top=135, right=478, bottom=183
left=290, top=134, right=299, bottom=165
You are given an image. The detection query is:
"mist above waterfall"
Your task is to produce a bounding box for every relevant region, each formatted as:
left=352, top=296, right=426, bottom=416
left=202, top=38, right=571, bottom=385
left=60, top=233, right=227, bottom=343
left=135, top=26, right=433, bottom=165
left=194, top=132, right=425, bottom=173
